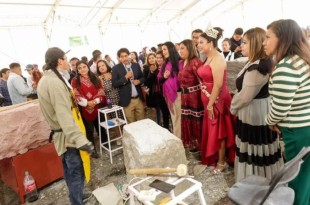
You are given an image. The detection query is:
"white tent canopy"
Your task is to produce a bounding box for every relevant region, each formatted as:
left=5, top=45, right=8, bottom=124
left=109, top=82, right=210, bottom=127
left=0, top=0, right=309, bottom=72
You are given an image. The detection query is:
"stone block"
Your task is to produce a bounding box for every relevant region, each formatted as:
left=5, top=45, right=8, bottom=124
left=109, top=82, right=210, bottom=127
left=122, top=119, right=188, bottom=172
left=0, top=100, right=49, bottom=160
left=226, top=60, right=247, bottom=93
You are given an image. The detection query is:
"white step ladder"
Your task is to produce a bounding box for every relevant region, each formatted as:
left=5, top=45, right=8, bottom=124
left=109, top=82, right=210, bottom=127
left=98, top=105, right=127, bottom=163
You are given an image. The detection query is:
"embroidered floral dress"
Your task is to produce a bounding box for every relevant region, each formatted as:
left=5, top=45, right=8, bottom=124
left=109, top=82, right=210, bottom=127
left=71, top=76, right=105, bottom=121
left=178, top=57, right=204, bottom=149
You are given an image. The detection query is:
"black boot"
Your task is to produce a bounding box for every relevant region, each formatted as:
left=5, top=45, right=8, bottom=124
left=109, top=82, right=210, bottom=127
left=90, top=148, right=99, bottom=159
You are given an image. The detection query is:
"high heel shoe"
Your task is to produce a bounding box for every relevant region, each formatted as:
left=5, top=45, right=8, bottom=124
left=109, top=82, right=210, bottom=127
left=209, top=162, right=228, bottom=175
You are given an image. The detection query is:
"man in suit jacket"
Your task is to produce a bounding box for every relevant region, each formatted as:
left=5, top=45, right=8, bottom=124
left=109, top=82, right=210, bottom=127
left=112, top=48, right=145, bottom=123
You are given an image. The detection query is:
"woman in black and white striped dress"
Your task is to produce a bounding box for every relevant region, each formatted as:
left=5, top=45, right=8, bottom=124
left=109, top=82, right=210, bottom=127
left=230, top=27, right=283, bottom=181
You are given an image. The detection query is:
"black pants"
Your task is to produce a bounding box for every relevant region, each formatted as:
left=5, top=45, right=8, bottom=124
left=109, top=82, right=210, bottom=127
left=81, top=117, right=107, bottom=147
left=157, top=94, right=170, bottom=130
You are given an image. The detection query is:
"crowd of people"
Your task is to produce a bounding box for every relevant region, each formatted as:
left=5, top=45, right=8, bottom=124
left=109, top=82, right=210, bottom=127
left=0, top=19, right=309, bottom=205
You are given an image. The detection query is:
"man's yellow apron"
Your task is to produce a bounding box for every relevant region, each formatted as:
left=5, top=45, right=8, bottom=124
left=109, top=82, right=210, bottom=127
left=71, top=107, right=91, bottom=183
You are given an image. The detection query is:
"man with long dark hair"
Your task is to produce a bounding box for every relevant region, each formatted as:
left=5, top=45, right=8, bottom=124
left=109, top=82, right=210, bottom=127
left=37, top=47, right=93, bottom=205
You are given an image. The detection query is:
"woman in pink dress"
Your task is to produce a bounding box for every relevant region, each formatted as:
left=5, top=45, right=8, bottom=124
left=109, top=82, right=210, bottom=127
left=158, top=41, right=181, bottom=138
left=197, top=27, right=236, bottom=173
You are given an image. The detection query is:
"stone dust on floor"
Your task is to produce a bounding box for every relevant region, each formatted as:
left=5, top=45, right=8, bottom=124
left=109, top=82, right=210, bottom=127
left=0, top=108, right=235, bottom=205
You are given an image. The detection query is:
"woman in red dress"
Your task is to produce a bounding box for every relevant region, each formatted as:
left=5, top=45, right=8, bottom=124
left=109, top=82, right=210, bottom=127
left=178, top=39, right=204, bottom=151
left=71, top=61, right=106, bottom=158
left=197, top=28, right=236, bottom=173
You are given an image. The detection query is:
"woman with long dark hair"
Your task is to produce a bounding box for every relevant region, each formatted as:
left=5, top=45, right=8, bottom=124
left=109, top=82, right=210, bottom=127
left=197, top=28, right=236, bottom=173
left=157, top=41, right=181, bottom=137
left=71, top=61, right=105, bottom=158
left=144, top=51, right=170, bottom=129
left=178, top=39, right=204, bottom=151
left=264, top=19, right=310, bottom=205
left=130, top=51, right=139, bottom=63
left=97, top=59, right=121, bottom=144
left=143, top=53, right=156, bottom=107
left=97, top=60, right=119, bottom=107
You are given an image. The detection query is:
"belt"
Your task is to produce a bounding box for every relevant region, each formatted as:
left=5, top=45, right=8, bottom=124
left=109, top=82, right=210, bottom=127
left=131, top=96, right=139, bottom=99
left=49, top=128, right=63, bottom=142
left=180, top=84, right=201, bottom=94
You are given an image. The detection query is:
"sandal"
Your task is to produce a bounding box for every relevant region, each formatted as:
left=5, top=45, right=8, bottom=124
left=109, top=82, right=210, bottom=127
left=209, top=162, right=228, bottom=175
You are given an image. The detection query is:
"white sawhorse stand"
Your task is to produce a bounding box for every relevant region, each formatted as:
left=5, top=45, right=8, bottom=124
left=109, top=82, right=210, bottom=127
left=98, top=105, right=127, bottom=163
left=128, top=177, right=207, bottom=205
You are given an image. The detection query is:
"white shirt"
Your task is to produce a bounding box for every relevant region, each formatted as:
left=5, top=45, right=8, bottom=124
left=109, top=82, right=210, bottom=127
left=90, top=63, right=97, bottom=75
left=7, top=72, right=33, bottom=104
left=221, top=51, right=235, bottom=61
left=123, top=64, right=138, bottom=97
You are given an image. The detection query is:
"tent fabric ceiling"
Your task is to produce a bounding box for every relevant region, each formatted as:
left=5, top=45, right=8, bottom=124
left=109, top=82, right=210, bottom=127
left=0, top=0, right=309, bottom=69
left=0, top=0, right=242, bottom=28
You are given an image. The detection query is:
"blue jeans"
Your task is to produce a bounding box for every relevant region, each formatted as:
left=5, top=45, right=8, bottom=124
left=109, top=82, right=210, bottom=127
left=62, top=148, right=85, bottom=205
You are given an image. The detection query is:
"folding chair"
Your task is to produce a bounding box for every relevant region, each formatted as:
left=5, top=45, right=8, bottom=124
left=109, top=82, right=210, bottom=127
left=228, top=146, right=310, bottom=205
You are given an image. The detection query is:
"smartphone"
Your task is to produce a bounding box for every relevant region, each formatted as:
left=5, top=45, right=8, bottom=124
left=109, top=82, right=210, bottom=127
left=149, top=179, right=176, bottom=193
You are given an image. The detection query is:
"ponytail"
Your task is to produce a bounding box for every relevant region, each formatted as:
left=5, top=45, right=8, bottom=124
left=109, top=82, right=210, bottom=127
left=45, top=47, right=80, bottom=118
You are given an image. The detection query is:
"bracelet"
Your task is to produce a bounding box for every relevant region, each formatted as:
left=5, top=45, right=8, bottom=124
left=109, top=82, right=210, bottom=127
left=207, top=105, right=213, bottom=110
